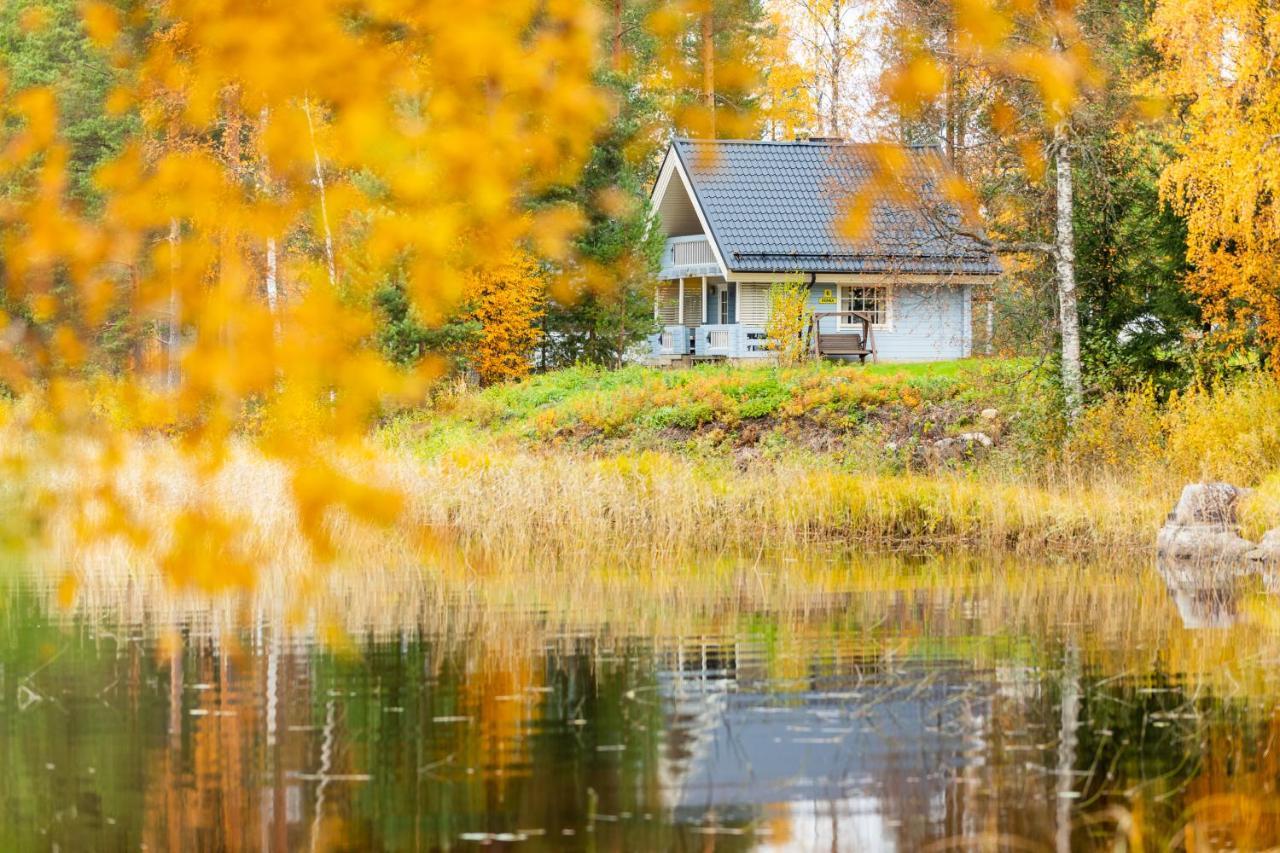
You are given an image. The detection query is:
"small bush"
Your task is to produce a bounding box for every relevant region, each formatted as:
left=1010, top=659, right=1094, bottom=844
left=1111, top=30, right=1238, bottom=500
left=738, top=394, right=787, bottom=419
left=1240, top=472, right=1280, bottom=540
left=668, top=401, right=716, bottom=429
left=1163, top=375, right=1280, bottom=485
left=1064, top=385, right=1163, bottom=472
left=1064, top=371, right=1280, bottom=488
left=765, top=280, right=811, bottom=367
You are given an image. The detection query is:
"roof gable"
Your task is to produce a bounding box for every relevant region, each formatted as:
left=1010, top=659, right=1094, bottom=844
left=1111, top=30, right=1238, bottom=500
left=668, top=139, right=1001, bottom=277
left=653, top=150, right=703, bottom=237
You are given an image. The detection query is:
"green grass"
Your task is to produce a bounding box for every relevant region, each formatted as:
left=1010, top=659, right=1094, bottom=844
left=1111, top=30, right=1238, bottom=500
left=383, top=357, right=1055, bottom=471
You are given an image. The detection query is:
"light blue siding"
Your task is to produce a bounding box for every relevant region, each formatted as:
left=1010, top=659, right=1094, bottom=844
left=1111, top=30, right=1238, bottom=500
left=648, top=325, right=692, bottom=356
left=805, top=282, right=972, bottom=362
left=693, top=324, right=770, bottom=357
left=647, top=281, right=974, bottom=361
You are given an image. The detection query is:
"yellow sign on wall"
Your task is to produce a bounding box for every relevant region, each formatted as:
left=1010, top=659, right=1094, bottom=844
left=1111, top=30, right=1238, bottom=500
left=818, top=287, right=836, bottom=305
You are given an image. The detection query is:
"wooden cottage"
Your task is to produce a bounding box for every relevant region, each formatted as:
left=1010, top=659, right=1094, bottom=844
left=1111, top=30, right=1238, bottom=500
left=647, top=138, right=1001, bottom=363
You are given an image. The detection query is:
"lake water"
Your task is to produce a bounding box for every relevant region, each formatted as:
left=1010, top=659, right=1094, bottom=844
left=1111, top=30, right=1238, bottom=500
left=2, top=555, right=1279, bottom=851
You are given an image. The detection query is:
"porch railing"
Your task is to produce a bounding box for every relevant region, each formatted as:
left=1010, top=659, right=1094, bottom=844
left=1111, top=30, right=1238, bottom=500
left=666, top=235, right=716, bottom=267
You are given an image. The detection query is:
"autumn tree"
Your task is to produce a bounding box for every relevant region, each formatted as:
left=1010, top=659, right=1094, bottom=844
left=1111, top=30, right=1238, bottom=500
left=778, top=0, right=875, bottom=139
left=0, top=0, right=607, bottom=588
left=471, top=252, right=546, bottom=386
left=765, top=279, right=812, bottom=366
left=375, top=279, right=480, bottom=372
left=536, top=0, right=665, bottom=369
left=759, top=8, right=818, bottom=139
left=647, top=0, right=776, bottom=139
left=0, top=0, right=138, bottom=369
left=877, top=0, right=1197, bottom=416
left=1149, top=0, right=1280, bottom=370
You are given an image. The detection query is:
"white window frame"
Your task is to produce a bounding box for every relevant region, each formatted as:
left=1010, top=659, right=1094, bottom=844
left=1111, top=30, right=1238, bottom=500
left=836, top=284, right=893, bottom=332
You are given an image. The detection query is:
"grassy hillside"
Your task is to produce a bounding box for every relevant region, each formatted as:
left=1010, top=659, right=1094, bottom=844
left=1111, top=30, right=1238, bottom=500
left=385, top=358, right=1060, bottom=472
left=368, top=360, right=1280, bottom=556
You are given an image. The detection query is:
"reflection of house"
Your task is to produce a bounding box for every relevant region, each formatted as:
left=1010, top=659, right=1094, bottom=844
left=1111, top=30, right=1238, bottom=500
left=648, top=139, right=1000, bottom=363
left=655, top=637, right=989, bottom=851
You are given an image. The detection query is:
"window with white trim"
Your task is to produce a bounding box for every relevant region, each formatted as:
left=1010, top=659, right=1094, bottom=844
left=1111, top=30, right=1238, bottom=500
left=838, top=285, right=891, bottom=330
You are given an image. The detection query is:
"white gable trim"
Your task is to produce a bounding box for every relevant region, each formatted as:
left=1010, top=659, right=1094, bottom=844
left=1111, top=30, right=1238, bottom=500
left=651, top=146, right=730, bottom=278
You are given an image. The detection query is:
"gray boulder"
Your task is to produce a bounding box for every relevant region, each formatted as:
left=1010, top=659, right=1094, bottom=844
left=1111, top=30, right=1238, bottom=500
left=926, top=432, right=994, bottom=464
left=1156, top=482, right=1256, bottom=563
left=1247, top=528, right=1280, bottom=565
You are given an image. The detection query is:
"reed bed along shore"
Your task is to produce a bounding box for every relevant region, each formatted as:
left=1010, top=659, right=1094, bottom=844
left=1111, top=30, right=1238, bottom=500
left=393, top=450, right=1168, bottom=559
left=10, top=360, right=1280, bottom=595
left=27, top=440, right=1171, bottom=591
left=371, top=360, right=1280, bottom=560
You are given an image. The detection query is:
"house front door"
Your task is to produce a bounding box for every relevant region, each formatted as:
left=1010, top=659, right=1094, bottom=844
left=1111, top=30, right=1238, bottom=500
left=705, top=283, right=735, bottom=325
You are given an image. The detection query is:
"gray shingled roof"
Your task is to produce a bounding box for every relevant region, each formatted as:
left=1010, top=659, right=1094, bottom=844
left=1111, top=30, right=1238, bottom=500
left=672, top=138, right=1001, bottom=276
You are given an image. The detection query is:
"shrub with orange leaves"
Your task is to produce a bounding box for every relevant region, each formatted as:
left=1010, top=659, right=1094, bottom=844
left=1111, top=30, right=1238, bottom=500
left=471, top=252, right=546, bottom=387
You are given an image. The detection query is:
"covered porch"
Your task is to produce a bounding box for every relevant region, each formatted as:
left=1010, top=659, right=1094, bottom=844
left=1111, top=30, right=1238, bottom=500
left=649, top=237, right=771, bottom=360
left=649, top=275, right=770, bottom=360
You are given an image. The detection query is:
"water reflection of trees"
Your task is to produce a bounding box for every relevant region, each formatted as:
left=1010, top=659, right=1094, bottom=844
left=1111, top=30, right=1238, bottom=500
left=7, top=557, right=1280, bottom=848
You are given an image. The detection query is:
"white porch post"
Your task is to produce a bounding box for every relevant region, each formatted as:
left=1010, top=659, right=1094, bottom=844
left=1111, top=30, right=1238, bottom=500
left=677, top=277, right=684, bottom=325
left=701, top=276, right=707, bottom=324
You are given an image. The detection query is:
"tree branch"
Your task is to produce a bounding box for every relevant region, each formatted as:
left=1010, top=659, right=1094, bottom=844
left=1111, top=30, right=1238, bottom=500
left=953, top=226, right=1056, bottom=256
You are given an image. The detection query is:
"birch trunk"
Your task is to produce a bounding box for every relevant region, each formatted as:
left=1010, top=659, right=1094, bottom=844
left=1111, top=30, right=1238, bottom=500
left=265, top=238, right=279, bottom=318
left=259, top=107, right=281, bottom=332
left=303, top=96, right=338, bottom=288
left=701, top=11, right=715, bottom=138
left=1055, top=642, right=1081, bottom=853
left=166, top=218, right=181, bottom=391
left=828, top=1, right=842, bottom=137
left=1054, top=124, right=1083, bottom=420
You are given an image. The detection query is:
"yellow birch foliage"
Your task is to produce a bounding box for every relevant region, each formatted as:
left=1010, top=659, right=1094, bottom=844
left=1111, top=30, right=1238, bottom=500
left=766, top=280, right=811, bottom=367
left=471, top=252, right=545, bottom=387
left=0, top=0, right=605, bottom=592
left=865, top=0, right=1101, bottom=239
left=1148, top=0, right=1280, bottom=367
left=759, top=10, right=815, bottom=140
